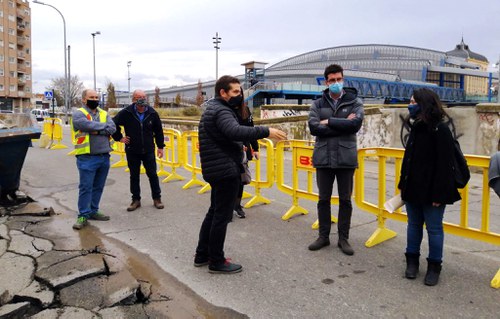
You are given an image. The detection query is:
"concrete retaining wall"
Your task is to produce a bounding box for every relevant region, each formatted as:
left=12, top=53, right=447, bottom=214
left=160, top=103, right=500, bottom=156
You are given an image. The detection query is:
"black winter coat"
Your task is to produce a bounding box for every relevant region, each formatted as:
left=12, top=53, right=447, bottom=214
left=199, top=98, right=269, bottom=183
left=308, top=87, right=364, bottom=169
left=398, top=120, right=461, bottom=205
left=111, top=104, right=165, bottom=154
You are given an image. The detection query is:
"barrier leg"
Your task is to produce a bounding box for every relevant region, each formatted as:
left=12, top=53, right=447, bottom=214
left=162, top=168, right=185, bottom=183
left=197, top=183, right=211, bottom=194
left=311, top=215, right=338, bottom=230
left=491, top=268, right=500, bottom=289
left=111, top=153, right=127, bottom=168
left=244, top=185, right=270, bottom=208
left=242, top=191, right=252, bottom=199
left=50, top=139, right=68, bottom=150
left=182, top=173, right=206, bottom=189
left=281, top=205, right=308, bottom=220
left=365, top=214, right=397, bottom=247
left=157, top=168, right=171, bottom=177
left=67, top=149, right=77, bottom=156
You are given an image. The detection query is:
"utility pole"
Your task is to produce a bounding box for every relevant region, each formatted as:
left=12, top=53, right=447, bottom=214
left=212, top=32, right=221, bottom=80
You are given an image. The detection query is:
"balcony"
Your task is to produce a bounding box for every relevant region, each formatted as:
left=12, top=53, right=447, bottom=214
left=17, top=52, right=25, bottom=60
left=16, top=36, right=25, bottom=45
left=17, top=64, right=26, bottom=72
left=17, top=23, right=25, bottom=32
left=17, top=9, right=25, bottom=18
left=18, top=78, right=26, bottom=85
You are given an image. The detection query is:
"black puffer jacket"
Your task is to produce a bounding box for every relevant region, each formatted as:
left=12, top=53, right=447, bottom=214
left=398, top=120, right=461, bottom=204
left=308, top=87, right=364, bottom=169
left=199, top=98, right=269, bottom=183
left=111, top=104, right=165, bottom=154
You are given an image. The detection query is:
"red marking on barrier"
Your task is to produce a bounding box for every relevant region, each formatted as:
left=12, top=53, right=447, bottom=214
left=299, top=156, right=312, bottom=167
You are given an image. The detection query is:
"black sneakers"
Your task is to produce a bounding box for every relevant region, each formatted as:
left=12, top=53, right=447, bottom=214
left=308, top=237, right=330, bottom=251
left=208, top=259, right=243, bottom=274
left=193, top=255, right=209, bottom=267
left=234, top=206, right=246, bottom=218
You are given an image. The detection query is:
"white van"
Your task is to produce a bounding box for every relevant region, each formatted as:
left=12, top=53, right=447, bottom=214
left=31, top=109, right=50, bottom=122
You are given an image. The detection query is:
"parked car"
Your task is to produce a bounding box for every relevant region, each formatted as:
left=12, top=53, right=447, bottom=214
left=30, top=109, right=50, bottom=122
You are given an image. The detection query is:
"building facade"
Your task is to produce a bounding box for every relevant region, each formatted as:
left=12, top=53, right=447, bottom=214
left=0, top=0, right=31, bottom=112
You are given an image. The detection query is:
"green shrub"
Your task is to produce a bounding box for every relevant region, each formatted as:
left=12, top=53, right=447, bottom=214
left=182, top=106, right=201, bottom=116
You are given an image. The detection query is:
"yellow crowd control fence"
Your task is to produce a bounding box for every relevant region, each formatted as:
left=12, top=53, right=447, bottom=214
left=158, top=128, right=185, bottom=183
left=180, top=131, right=209, bottom=193
left=275, top=140, right=338, bottom=228
left=354, top=147, right=500, bottom=288
left=41, top=118, right=68, bottom=150
left=243, top=138, right=275, bottom=208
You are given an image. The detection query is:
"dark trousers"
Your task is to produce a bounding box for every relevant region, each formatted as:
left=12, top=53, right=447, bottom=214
left=126, top=151, right=161, bottom=201
left=316, top=168, right=355, bottom=239
left=196, top=177, right=240, bottom=265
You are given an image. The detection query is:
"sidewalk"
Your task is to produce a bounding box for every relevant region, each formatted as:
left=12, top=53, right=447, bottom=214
left=3, top=127, right=500, bottom=318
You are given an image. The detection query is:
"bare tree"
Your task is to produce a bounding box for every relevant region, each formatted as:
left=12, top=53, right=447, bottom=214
left=105, top=81, right=117, bottom=110
left=47, top=75, right=85, bottom=108
left=196, top=80, right=204, bottom=106
left=154, top=86, right=160, bottom=108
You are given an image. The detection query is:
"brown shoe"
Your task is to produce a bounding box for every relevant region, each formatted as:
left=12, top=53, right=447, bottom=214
left=127, top=200, right=141, bottom=211
left=153, top=199, right=164, bottom=209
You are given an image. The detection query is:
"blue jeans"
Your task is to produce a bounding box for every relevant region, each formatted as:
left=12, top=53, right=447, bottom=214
left=405, top=201, right=445, bottom=262
left=76, top=154, right=110, bottom=219
left=126, top=151, right=161, bottom=201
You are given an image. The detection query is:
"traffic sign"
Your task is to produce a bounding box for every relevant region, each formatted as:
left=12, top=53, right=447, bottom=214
left=44, top=91, right=53, bottom=100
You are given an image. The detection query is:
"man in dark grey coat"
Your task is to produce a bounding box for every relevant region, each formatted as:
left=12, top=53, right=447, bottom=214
left=308, top=64, right=364, bottom=255
left=194, top=75, right=286, bottom=274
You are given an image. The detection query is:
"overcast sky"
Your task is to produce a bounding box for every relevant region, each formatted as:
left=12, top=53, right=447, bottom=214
left=30, top=0, right=499, bottom=94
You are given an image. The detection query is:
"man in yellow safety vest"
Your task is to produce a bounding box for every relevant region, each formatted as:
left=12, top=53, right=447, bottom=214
left=71, top=89, right=116, bottom=230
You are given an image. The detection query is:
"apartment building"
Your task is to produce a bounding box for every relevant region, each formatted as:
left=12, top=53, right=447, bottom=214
left=0, top=0, right=31, bottom=112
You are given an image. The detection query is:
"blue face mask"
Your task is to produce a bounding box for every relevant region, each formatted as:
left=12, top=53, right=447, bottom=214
left=329, top=82, right=343, bottom=94
left=407, top=103, right=421, bottom=118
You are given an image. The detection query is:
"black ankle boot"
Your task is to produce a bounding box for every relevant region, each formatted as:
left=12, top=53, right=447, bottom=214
left=404, top=253, right=420, bottom=279
left=424, top=259, right=442, bottom=286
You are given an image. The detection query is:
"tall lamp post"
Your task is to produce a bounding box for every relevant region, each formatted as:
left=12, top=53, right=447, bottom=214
left=33, top=0, right=68, bottom=121
left=127, top=61, right=132, bottom=103
left=212, top=32, right=221, bottom=80
left=91, top=31, right=101, bottom=91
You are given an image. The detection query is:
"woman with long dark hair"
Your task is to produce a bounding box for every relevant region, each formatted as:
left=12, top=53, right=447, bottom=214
left=232, top=89, right=259, bottom=220
left=398, top=88, right=461, bottom=286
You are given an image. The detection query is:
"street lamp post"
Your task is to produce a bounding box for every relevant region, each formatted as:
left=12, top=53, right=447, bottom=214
left=33, top=0, right=69, bottom=122
left=127, top=61, right=132, bottom=103
left=91, top=31, right=101, bottom=91
left=212, top=32, right=221, bottom=80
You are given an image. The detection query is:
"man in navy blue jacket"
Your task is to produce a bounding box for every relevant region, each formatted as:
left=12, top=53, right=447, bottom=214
left=112, top=90, right=165, bottom=211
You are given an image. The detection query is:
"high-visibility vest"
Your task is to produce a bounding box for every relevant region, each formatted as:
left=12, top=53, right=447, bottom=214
left=71, top=107, right=108, bottom=155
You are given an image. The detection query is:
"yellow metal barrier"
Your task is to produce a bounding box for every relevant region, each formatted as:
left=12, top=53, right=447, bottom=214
left=158, top=128, right=185, bottom=183
left=354, top=147, right=500, bottom=288
left=243, top=138, right=275, bottom=208
left=275, top=140, right=338, bottom=227
left=181, top=131, right=209, bottom=192
left=110, top=142, right=128, bottom=168
left=39, top=118, right=67, bottom=149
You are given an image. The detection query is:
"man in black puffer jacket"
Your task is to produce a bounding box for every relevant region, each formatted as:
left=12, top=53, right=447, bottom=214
left=194, top=75, right=286, bottom=274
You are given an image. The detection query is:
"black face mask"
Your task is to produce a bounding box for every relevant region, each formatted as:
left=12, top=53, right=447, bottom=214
left=227, top=95, right=243, bottom=108
left=86, top=100, right=99, bottom=109
left=136, top=98, right=147, bottom=106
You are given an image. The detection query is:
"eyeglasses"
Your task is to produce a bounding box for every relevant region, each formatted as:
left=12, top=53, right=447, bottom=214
left=326, top=77, right=343, bottom=84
